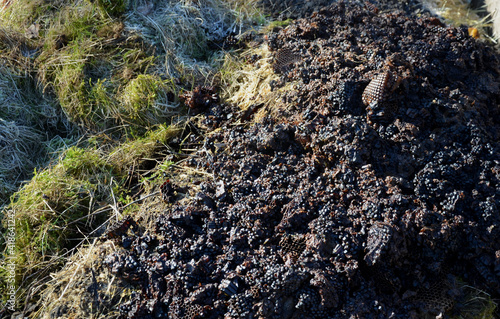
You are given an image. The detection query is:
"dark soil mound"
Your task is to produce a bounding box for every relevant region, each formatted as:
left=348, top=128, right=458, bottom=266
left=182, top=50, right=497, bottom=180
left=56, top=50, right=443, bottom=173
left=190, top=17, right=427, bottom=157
left=256, top=0, right=419, bottom=20
left=106, top=2, right=500, bottom=318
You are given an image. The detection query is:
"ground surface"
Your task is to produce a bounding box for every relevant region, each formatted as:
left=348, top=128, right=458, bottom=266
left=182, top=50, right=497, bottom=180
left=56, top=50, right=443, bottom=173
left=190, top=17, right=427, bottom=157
left=102, top=2, right=500, bottom=319
left=256, top=0, right=419, bottom=19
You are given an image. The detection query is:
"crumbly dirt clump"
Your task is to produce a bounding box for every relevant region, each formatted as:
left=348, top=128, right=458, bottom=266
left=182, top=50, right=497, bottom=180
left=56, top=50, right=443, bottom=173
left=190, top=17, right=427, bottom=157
left=104, top=2, right=500, bottom=318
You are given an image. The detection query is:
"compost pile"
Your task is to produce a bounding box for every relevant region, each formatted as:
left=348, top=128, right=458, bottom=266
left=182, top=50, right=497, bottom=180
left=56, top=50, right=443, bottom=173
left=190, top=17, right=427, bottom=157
left=105, top=2, right=500, bottom=318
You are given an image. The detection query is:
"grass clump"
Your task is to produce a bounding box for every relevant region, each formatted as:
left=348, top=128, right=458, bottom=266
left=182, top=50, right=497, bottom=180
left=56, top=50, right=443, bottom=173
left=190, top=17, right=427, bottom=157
left=449, top=281, right=498, bottom=319
left=127, top=0, right=265, bottom=78
left=119, top=74, right=178, bottom=132
left=33, top=240, right=131, bottom=319
left=35, top=1, right=124, bottom=131
left=96, top=0, right=127, bottom=17
left=121, top=74, right=160, bottom=113
left=219, top=43, right=297, bottom=122
left=47, top=41, right=94, bottom=124
left=107, top=123, right=181, bottom=175
left=0, top=146, right=115, bottom=308
left=0, top=0, right=54, bottom=34
left=33, top=0, right=181, bottom=135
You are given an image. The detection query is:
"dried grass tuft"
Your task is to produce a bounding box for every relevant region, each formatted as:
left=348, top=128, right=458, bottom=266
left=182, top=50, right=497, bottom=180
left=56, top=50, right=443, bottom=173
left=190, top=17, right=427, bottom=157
left=33, top=239, right=131, bottom=319
left=450, top=280, right=498, bottom=319
left=219, top=43, right=297, bottom=122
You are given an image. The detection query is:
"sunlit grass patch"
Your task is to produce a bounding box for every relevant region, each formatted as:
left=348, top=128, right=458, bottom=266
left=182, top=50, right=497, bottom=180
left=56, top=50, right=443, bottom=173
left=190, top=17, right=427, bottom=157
left=46, top=41, right=93, bottom=123
left=31, top=0, right=186, bottom=135
left=0, top=146, right=116, bottom=304
left=107, top=123, right=182, bottom=175
left=219, top=42, right=297, bottom=122
left=0, top=0, right=56, bottom=34
left=37, top=31, right=173, bottom=134
left=119, top=74, right=179, bottom=131
left=34, top=1, right=122, bottom=130
left=31, top=240, right=130, bottom=319
left=220, top=44, right=276, bottom=109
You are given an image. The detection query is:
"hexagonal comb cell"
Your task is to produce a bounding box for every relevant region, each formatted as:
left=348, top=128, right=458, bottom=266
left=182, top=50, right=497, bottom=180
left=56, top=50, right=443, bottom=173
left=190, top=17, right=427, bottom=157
left=362, top=71, right=398, bottom=106
left=273, top=47, right=301, bottom=73
left=414, top=278, right=456, bottom=314
left=279, top=234, right=306, bottom=261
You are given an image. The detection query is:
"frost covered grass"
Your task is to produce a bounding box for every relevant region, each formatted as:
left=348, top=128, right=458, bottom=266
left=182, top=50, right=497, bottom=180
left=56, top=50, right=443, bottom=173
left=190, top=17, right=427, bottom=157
left=0, top=64, right=75, bottom=208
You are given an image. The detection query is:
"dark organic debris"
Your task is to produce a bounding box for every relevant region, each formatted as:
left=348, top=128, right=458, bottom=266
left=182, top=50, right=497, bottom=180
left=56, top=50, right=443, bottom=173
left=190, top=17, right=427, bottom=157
left=101, top=215, right=138, bottom=242
left=104, top=2, right=500, bottom=318
left=180, top=86, right=219, bottom=114
left=160, top=179, right=177, bottom=203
